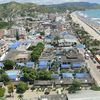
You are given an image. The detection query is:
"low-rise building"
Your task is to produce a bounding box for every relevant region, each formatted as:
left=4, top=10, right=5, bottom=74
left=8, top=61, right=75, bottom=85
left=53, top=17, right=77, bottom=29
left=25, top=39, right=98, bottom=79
left=39, top=94, right=68, bottom=100
left=0, top=40, right=8, bottom=56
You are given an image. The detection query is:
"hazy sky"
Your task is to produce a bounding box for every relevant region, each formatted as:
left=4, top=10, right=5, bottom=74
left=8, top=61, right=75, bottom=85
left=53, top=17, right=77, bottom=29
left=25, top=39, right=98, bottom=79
left=0, top=0, right=100, bottom=4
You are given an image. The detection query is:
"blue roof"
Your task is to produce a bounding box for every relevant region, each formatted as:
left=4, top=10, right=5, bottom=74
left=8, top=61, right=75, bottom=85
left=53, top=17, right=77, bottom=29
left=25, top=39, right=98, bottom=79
left=75, top=73, right=89, bottom=78
left=0, top=62, right=4, bottom=67
left=6, top=71, right=19, bottom=80
left=17, top=63, right=25, bottom=67
left=8, top=75, right=18, bottom=80
left=75, top=44, right=85, bottom=49
left=45, top=35, right=54, bottom=39
left=26, top=62, right=34, bottom=67
left=39, top=60, right=48, bottom=66
left=60, top=32, right=69, bottom=36
left=61, top=64, right=71, bottom=69
left=72, top=63, right=82, bottom=68
left=51, top=74, right=60, bottom=79
left=39, top=60, right=49, bottom=69
left=62, top=73, right=73, bottom=78
left=9, top=41, right=21, bottom=49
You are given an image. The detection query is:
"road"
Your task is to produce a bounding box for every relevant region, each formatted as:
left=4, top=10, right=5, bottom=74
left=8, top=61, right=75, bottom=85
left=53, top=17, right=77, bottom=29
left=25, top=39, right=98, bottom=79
left=79, top=48, right=100, bottom=86
left=68, top=90, right=100, bottom=100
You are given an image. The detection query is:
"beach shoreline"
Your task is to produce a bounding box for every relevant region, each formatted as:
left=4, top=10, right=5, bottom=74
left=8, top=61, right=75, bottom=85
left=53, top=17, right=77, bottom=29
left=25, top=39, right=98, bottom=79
left=71, top=12, right=100, bottom=40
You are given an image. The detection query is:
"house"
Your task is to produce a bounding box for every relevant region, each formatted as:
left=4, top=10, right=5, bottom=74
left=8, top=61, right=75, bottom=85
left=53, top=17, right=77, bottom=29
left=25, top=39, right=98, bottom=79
left=75, top=73, right=94, bottom=86
left=61, top=73, right=73, bottom=78
left=53, top=79, right=73, bottom=87
left=39, top=48, right=55, bottom=61
left=15, top=53, right=30, bottom=63
left=39, top=94, right=68, bottom=100
left=9, top=41, right=21, bottom=49
left=5, top=70, right=20, bottom=81
left=61, top=48, right=85, bottom=64
left=39, top=60, right=49, bottom=69
left=26, top=61, right=34, bottom=67
left=51, top=74, right=61, bottom=79
left=3, top=49, right=31, bottom=63
left=34, top=80, right=52, bottom=88
left=58, top=32, right=78, bottom=47
left=0, top=40, right=8, bottom=56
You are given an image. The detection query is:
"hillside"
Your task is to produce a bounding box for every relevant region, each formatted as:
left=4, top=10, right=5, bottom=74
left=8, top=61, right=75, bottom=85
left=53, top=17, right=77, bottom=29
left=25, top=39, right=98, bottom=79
left=46, top=2, right=100, bottom=11
left=0, top=1, right=100, bottom=18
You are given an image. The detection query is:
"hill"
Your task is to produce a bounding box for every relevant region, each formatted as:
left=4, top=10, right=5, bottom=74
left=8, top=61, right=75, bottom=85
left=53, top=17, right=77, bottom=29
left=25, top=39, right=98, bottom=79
left=0, top=1, right=100, bottom=18
left=45, top=2, right=100, bottom=11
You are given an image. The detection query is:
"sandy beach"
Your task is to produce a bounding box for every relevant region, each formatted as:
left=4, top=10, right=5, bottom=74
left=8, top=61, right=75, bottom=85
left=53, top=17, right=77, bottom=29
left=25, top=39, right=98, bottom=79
left=71, top=12, right=100, bottom=41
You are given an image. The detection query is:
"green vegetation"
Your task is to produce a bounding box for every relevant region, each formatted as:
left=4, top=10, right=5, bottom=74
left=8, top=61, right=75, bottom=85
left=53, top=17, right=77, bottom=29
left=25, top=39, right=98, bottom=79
left=68, top=80, right=81, bottom=93
left=0, top=69, right=5, bottom=74
left=37, top=70, right=51, bottom=80
left=91, top=85, right=100, bottom=91
left=0, top=88, right=5, bottom=97
left=16, top=82, right=28, bottom=93
left=3, top=60, right=15, bottom=70
left=16, top=31, right=19, bottom=40
left=31, top=42, right=44, bottom=62
left=22, top=67, right=37, bottom=83
left=0, top=69, right=10, bottom=84
left=74, top=23, right=100, bottom=55
left=37, top=31, right=45, bottom=36
left=1, top=73, right=10, bottom=84
left=0, top=21, right=12, bottom=29
left=0, top=1, right=99, bottom=18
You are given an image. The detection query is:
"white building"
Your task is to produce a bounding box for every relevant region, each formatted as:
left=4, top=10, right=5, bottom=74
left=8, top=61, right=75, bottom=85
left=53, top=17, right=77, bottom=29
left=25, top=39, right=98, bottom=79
left=0, top=40, right=8, bottom=56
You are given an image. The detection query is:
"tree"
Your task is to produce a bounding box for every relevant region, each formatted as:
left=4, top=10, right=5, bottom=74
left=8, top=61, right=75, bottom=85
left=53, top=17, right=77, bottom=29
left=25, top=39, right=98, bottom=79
left=37, top=70, right=51, bottom=80
left=3, top=60, right=15, bottom=70
left=1, top=73, right=10, bottom=84
left=38, top=31, right=45, bottom=36
left=16, top=31, right=19, bottom=40
left=0, top=69, right=5, bottom=74
left=0, top=87, right=5, bottom=97
left=8, top=82, right=14, bottom=97
left=31, top=42, right=44, bottom=62
left=16, top=82, right=28, bottom=93
left=23, top=70, right=36, bottom=83
left=68, top=80, right=81, bottom=93
left=53, top=35, right=60, bottom=46
left=22, top=67, right=37, bottom=83
left=0, top=21, right=10, bottom=29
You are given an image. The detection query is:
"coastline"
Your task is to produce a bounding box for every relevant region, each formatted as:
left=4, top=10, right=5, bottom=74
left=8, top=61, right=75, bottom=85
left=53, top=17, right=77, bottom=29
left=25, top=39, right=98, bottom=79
left=71, top=12, right=100, bottom=41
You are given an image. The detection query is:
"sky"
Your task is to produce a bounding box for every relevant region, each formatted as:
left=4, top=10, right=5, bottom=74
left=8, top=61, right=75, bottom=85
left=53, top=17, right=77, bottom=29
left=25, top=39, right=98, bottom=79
left=0, top=0, right=100, bottom=5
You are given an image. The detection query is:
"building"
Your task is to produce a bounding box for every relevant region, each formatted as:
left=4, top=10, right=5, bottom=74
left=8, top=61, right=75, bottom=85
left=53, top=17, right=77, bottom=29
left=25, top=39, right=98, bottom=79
left=0, top=40, right=8, bottom=56
left=39, top=94, right=68, bottom=100
left=3, top=49, right=31, bottom=63
left=95, top=54, right=100, bottom=63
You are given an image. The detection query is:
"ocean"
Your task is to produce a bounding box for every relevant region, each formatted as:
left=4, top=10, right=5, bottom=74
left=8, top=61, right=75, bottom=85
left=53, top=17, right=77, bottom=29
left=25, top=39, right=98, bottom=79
left=81, top=9, right=100, bottom=19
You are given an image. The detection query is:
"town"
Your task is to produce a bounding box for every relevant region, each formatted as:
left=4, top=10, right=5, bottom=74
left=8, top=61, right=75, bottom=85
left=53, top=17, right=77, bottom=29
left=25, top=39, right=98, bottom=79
left=0, top=2, right=100, bottom=100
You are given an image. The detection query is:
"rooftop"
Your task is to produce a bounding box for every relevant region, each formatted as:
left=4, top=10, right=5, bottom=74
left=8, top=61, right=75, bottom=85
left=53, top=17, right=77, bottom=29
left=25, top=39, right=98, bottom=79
left=39, top=94, right=68, bottom=100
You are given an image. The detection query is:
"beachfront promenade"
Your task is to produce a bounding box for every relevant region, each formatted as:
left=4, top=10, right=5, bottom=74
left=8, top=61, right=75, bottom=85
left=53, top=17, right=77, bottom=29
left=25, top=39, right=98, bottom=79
left=79, top=48, right=100, bottom=87
left=71, top=12, right=100, bottom=40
